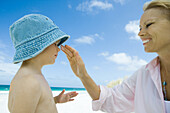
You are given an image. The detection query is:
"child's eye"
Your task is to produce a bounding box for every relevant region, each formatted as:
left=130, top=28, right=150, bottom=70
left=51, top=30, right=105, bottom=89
left=146, top=23, right=153, bottom=28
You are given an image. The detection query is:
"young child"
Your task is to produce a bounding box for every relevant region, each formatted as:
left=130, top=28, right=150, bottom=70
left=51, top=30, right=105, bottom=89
left=8, top=14, right=78, bottom=113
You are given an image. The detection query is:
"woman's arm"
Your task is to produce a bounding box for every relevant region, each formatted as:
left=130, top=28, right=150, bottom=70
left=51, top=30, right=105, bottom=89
left=61, top=45, right=137, bottom=113
left=61, top=45, right=100, bottom=100
left=79, top=73, right=100, bottom=100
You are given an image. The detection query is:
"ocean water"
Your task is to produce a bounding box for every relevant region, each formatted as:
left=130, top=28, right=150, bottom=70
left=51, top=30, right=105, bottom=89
left=0, top=85, right=86, bottom=91
left=0, top=85, right=10, bottom=91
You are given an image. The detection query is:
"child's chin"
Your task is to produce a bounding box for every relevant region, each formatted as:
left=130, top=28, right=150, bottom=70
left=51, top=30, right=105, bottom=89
left=51, top=61, right=55, bottom=65
left=46, top=60, right=56, bottom=65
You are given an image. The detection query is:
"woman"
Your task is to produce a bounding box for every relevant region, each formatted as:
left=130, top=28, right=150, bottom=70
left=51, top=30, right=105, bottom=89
left=61, top=0, right=170, bottom=113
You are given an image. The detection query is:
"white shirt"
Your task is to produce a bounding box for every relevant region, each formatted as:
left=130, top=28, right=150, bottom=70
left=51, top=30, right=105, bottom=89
left=92, top=57, right=167, bottom=113
left=165, top=101, right=170, bottom=113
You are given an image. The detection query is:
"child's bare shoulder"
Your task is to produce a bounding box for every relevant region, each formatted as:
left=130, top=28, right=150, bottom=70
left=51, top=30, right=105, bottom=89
left=8, top=69, right=42, bottom=112
left=11, top=69, right=42, bottom=93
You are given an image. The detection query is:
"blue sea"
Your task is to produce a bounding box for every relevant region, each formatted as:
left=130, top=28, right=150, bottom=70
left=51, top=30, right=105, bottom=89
left=0, top=85, right=86, bottom=91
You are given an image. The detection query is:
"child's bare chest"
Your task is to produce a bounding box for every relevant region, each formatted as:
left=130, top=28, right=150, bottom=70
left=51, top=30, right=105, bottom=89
left=35, top=76, right=58, bottom=113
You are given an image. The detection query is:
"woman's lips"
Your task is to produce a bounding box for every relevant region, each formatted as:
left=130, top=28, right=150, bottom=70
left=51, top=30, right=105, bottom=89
left=141, top=38, right=152, bottom=45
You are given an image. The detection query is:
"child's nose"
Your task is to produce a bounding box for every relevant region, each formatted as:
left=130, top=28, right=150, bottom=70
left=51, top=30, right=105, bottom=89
left=57, top=47, right=60, bottom=52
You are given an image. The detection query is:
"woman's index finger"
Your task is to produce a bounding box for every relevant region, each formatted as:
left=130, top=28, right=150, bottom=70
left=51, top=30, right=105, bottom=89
left=65, top=45, right=77, bottom=53
left=61, top=45, right=73, bottom=57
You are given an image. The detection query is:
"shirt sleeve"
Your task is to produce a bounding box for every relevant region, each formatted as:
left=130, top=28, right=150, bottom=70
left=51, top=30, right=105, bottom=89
left=92, top=72, right=137, bottom=113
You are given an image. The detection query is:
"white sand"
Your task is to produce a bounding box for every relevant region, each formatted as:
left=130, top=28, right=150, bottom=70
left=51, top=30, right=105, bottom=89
left=0, top=91, right=103, bottom=113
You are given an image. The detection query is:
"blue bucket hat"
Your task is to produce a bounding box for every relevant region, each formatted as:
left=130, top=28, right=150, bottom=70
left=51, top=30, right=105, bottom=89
left=9, top=14, right=70, bottom=64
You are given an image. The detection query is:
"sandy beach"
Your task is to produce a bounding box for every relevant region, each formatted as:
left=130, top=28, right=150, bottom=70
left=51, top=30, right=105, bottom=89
left=0, top=91, right=103, bottom=113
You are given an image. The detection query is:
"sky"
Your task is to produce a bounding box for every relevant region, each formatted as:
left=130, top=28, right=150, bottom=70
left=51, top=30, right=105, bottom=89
left=0, top=0, right=157, bottom=88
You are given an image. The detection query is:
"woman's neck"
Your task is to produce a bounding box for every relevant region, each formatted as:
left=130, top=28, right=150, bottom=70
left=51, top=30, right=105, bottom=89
left=159, top=56, right=170, bottom=74
left=158, top=47, right=170, bottom=73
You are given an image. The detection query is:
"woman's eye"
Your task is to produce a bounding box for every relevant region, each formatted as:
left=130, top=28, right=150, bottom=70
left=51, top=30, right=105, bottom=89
left=139, top=27, right=142, bottom=31
left=146, top=23, right=153, bottom=28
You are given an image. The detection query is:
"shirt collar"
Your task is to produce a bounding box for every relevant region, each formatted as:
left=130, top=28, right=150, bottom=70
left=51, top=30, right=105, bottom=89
left=145, top=56, right=165, bottom=109
left=146, top=56, right=160, bottom=72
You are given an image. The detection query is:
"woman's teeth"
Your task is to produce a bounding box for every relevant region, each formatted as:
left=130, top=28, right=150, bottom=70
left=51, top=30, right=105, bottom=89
left=143, top=39, right=150, bottom=44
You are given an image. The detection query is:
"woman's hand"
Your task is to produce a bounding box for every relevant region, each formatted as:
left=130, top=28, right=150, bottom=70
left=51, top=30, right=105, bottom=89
left=61, top=45, right=88, bottom=78
left=54, top=89, right=78, bottom=104
left=61, top=45, right=100, bottom=100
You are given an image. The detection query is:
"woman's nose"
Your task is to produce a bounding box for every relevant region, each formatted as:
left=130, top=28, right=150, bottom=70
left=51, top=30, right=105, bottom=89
left=138, top=28, right=146, bottom=37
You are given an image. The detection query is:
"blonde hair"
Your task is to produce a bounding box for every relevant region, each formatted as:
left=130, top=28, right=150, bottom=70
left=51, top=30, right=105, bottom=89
left=143, top=0, right=170, bottom=20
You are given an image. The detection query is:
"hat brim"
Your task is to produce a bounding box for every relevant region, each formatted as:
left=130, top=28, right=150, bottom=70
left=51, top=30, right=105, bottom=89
left=57, top=36, right=68, bottom=46
left=13, top=28, right=70, bottom=64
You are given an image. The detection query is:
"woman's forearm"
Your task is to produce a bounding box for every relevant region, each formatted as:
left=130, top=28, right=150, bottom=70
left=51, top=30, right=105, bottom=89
left=79, top=73, right=100, bottom=100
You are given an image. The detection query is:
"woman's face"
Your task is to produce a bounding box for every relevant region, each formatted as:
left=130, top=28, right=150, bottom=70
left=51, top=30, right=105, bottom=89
left=138, top=8, right=170, bottom=53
